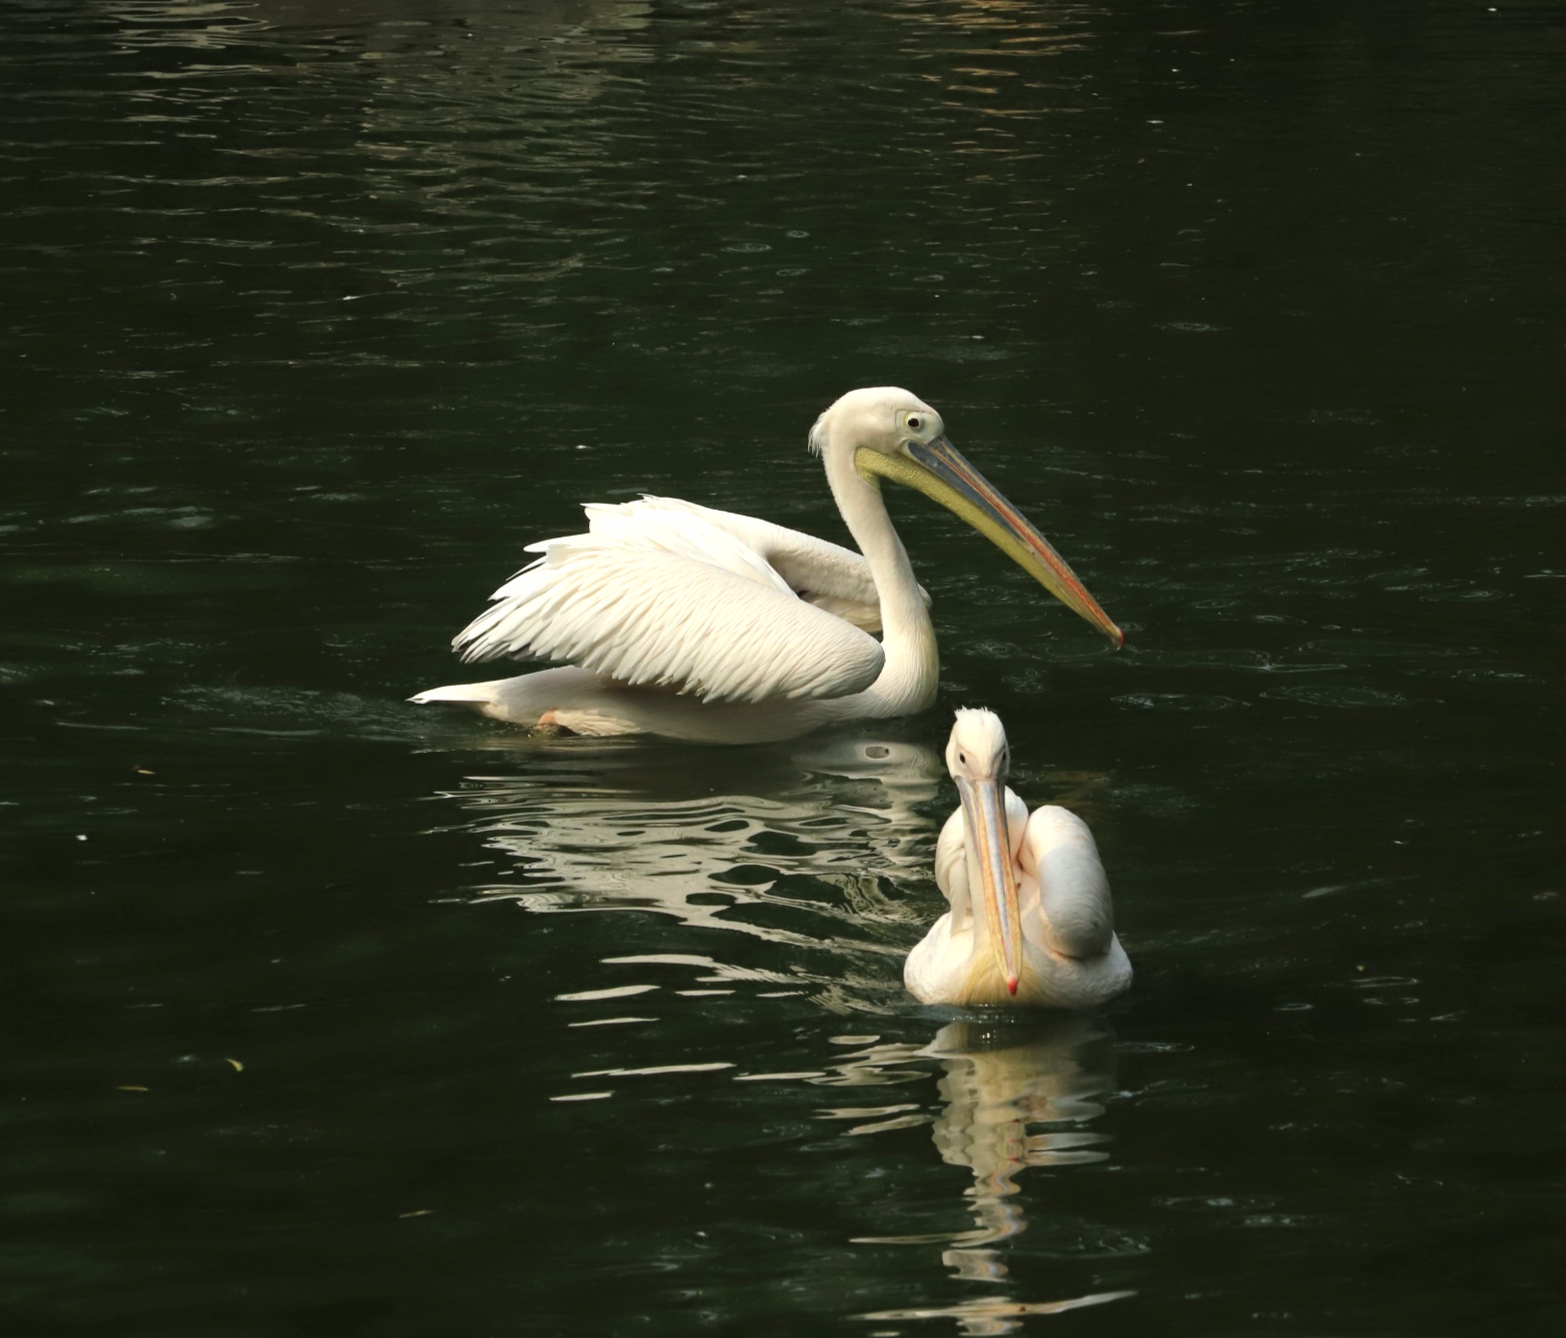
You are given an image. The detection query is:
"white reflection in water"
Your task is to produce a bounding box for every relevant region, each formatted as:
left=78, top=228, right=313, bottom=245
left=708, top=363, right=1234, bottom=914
left=823, top=1018, right=1130, bottom=1335
left=435, top=733, right=943, bottom=981
left=931, top=1019, right=1114, bottom=1258
left=437, top=733, right=1132, bottom=1331
left=856, top=1289, right=1134, bottom=1334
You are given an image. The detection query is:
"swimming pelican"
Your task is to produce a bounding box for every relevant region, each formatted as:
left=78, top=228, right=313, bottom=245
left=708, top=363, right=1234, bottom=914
left=411, top=387, right=1121, bottom=744
left=905, top=709, right=1130, bottom=1008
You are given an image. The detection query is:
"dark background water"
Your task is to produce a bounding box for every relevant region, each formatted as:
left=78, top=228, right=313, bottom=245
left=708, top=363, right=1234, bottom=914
left=3, top=1, right=1565, bottom=1334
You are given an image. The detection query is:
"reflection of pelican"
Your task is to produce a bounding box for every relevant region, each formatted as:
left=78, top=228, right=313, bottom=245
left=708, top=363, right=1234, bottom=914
left=845, top=1018, right=1135, bottom=1333
left=906, top=710, right=1131, bottom=1007
left=412, top=387, right=1120, bottom=744
left=434, top=734, right=944, bottom=992
left=925, top=1018, right=1116, bottom=1271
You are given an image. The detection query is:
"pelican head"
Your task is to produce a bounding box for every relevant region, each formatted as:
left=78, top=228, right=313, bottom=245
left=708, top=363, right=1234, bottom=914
left=947, top=707, right=1024, bottom=997
left=811, top=387, right=1122, bottom=647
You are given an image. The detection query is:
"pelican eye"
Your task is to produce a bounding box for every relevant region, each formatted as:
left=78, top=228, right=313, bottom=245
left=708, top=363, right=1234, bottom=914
left=958, top=751, right=967, bottom=766
left=907, top=415, right=923, bottom=431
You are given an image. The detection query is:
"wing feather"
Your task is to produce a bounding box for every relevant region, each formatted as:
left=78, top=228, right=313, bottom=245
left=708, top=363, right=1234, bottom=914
left=608, top=496, right=931, bottom=631
left=452, top=510, right=885, bottom=705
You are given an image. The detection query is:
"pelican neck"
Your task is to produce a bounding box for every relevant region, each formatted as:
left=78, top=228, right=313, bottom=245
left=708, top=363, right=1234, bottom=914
left=823, top=444, right=940, bottom=716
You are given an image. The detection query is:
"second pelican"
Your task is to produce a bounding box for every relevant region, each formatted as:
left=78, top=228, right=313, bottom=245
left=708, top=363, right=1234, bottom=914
left=411, top=387, right=1120, bottom=744
left=905, top=709, right=1131, bottom=1009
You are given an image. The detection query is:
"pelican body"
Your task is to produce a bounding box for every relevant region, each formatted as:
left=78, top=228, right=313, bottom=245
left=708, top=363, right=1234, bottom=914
left=411, top=388, right=1120, bottom=744
left=905, top=709, right=1130, bottom=1009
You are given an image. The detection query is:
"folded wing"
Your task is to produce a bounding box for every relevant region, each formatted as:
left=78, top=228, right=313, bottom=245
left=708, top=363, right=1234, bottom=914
left=451, top=504, right=887, bottom=705
left=615, top=496, right=930, bottom=633
left=1021, top=805, right=1114, bottom=958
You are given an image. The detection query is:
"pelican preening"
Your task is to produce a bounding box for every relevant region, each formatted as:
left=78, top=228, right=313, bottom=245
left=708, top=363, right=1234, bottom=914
left=412, top=387, right=1121, bottom=744
left=905, top=709, right=1130, bottom=1009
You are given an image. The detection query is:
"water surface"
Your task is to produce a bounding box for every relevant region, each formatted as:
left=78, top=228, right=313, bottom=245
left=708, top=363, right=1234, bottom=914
left=3, top=1, right=1564, bottom=1334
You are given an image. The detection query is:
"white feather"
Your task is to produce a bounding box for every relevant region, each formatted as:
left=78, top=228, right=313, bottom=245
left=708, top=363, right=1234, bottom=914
left=614, top=496, right=931, bottom=621
left=451, top=504, right=887, bottom=705
left=1021, top=805, right=1115, bottom=961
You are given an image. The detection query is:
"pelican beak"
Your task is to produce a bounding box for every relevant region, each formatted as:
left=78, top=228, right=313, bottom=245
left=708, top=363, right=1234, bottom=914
left=956, top=774, right=1023, bottom=996
left=855, top=436, right=1123, bottom=647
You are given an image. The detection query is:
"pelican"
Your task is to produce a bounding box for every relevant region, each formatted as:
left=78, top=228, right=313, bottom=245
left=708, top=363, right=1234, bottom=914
left=411, top=387, right=1121, bottom=744
left=905, top=709, right=1130, bottom=1008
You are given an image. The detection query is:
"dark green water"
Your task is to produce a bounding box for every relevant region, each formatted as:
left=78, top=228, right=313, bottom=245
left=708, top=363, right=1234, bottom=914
left=4, top=0, right=1565, bottom=1333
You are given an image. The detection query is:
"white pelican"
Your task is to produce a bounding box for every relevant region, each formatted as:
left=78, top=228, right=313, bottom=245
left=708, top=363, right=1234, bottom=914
left=411, top=387, right=1121, bottom=744
left=905, top=709, right=1131, bottom=1008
